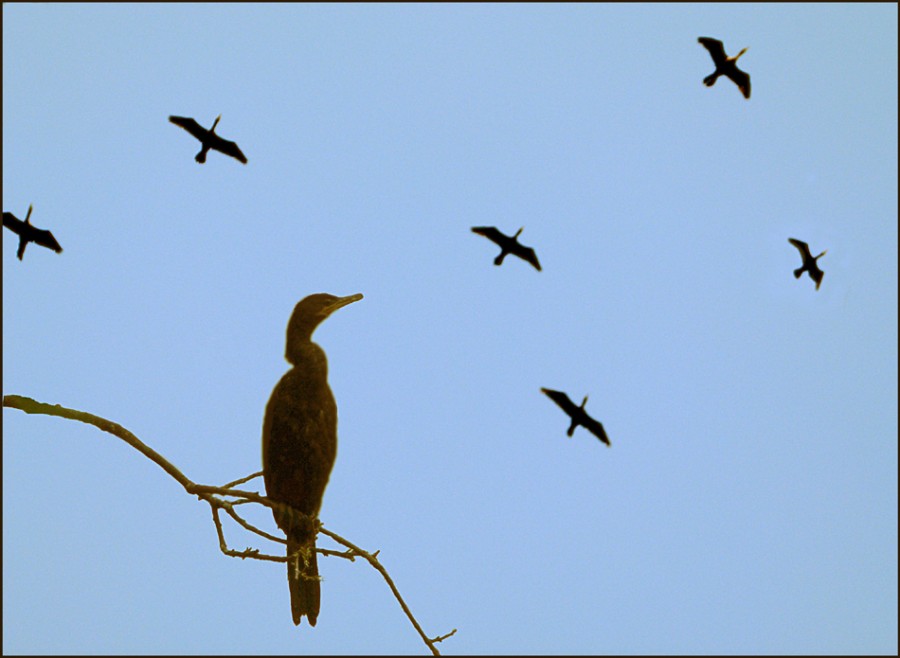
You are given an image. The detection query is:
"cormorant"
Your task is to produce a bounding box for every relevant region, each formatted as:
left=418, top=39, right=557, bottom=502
left=3, top=205, right=63, bottom=261
left=698, top=37, right=751, bottom=99
left=471, top=226, right=542, bottom=271
left=169, top=114, right=248, bottom=164
left=788, top=238, right=826, bottom=290
left=541, top=388, right=611, bottom=446
left=262, top=292, right=363, bottom=627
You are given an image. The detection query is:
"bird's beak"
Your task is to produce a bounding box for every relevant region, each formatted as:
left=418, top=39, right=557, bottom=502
left=323, top=293, right=364, bottom=316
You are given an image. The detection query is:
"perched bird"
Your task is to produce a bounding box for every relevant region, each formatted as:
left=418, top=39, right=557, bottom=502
left=541, top=388, right=611, bottom=446
left=788, top=238, right=827, bottom=290
left=698, top=37, right=751, bottom=99
left=471, top=226, right=542, bottom=271
left=3, top=205, right=63, bottom=261
left=262, top=292, right=363, bottom=627
left=168, top=114, right=248, bottom=164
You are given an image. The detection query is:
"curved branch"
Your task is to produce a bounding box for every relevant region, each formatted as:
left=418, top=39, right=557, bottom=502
left=319, top=526, right=458, bottom=654
left=3, top=394, right=193, bottom=488
left=3, top=394, right=453, bottom=655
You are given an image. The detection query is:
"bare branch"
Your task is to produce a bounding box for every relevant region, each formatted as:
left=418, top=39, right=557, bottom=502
left=4, top=394, right=453, bottom=655
left=3, top=394, right=193, bottom=489
left=219, top=499, right=287, bottom=545
left=221, top=471, right=263, bottom=489
left=318, top=527, right=456, bottom=655
left=208, top=501, right=281, bottom=562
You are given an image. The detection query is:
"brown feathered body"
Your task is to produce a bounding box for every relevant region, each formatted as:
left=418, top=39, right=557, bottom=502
left=262, top=293, right=361, bottom=627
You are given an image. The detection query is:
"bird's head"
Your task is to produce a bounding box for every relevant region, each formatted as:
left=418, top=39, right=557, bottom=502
left=25, top=204, right=33, bottom=225
left=285, top=292, right=363, bottom=361
left=734, top=47, right=748, bottom=61
left=815, top=249, right=827, bottom=261
left=581, top=395, right=589, bottom=409
left=514, top=227, right=524, bottom=239
left=211, top=114, right=222, bottom=132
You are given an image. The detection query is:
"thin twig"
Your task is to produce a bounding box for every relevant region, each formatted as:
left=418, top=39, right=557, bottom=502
left=219, top=500, right=286, bottom=545
left=221, top=471, right=263, bottom=489
left=319, top=527, right=457, bottom=655
left=4, top=394, right=454, bottom=655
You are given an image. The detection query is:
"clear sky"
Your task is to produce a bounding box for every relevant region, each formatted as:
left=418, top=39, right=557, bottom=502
left=3, top=3, right=897, bottom=655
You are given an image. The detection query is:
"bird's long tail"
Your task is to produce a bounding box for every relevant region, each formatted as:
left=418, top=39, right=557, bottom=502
left=494, top=251, right=507, bottom=266
left=793, top=267, right=804, bottom=279
left=195, top=148, right=208, bottom=164
left=703, top=72, right=718, bottom=87
left=287, top=536, right=320, bottom=626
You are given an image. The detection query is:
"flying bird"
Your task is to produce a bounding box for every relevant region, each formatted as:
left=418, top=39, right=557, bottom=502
left=541, top=388, right=610, bottom=446
left=3, top=205, right=63, bottom=261
left=471, top=226, right=541, bottom=271
left=698, top=37, right=751, bottom=99
left=262, top=292, right=363, bottom=627
left=788, top=238, right=826, bottom=290
left=169, top=114, right=248, bottom=164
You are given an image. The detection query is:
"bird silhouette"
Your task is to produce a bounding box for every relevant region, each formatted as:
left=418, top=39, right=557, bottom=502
left=169, top=114, right=247, bottom=164
left=471, top=226, right=541, bottom=271
left=788, top=238, right=826, bottom=290
left=3, top=205, right=63, bottom=261
left=698, top=37, right=751, bottom=99
left=262, top=292, right=363, bottom=627
left=541, top=388, right=610, bottom=446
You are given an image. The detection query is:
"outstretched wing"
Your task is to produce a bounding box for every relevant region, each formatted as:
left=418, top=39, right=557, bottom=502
left=727, top=66, right=751, bottom=99
left=3, top=212, right=25, bottom=235
left=471, top=226, right=506, bottom=247
left=169, top=115, right=209, bottom=142
left=698, top=37, right=727, bottom=66
left=513, top=244, right=542, bottom=271
left=788, top=238, right=812, bottom=261
left=541, top=388, right=579, bottom=418
left=581, top=415, right=611, bottom=446
left=810, top=267, right=824, bottom=291
left=32, top=229, right=63, bottom=253
left=210, top=135, right=248, bottom=164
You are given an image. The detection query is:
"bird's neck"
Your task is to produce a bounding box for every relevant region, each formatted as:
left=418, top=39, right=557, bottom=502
left=286, top=340, right=329, bottom=378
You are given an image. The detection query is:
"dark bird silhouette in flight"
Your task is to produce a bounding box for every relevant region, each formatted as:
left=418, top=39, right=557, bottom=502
left=262, top=292, right=363, bottom=627
left=471, top=226, right=541, bottom=271
left=3, top=205, right=63, bottom=261
left=541, top=388, right=611, bottom=446
left=788, top=238, right=827, bottom=290
left=169, top=114, right=247, bottom=164
left=698, top=37, right=751, bottom=99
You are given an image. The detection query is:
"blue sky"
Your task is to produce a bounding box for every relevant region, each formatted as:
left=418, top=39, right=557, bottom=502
left=3, top=3, right=897, bottom=654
